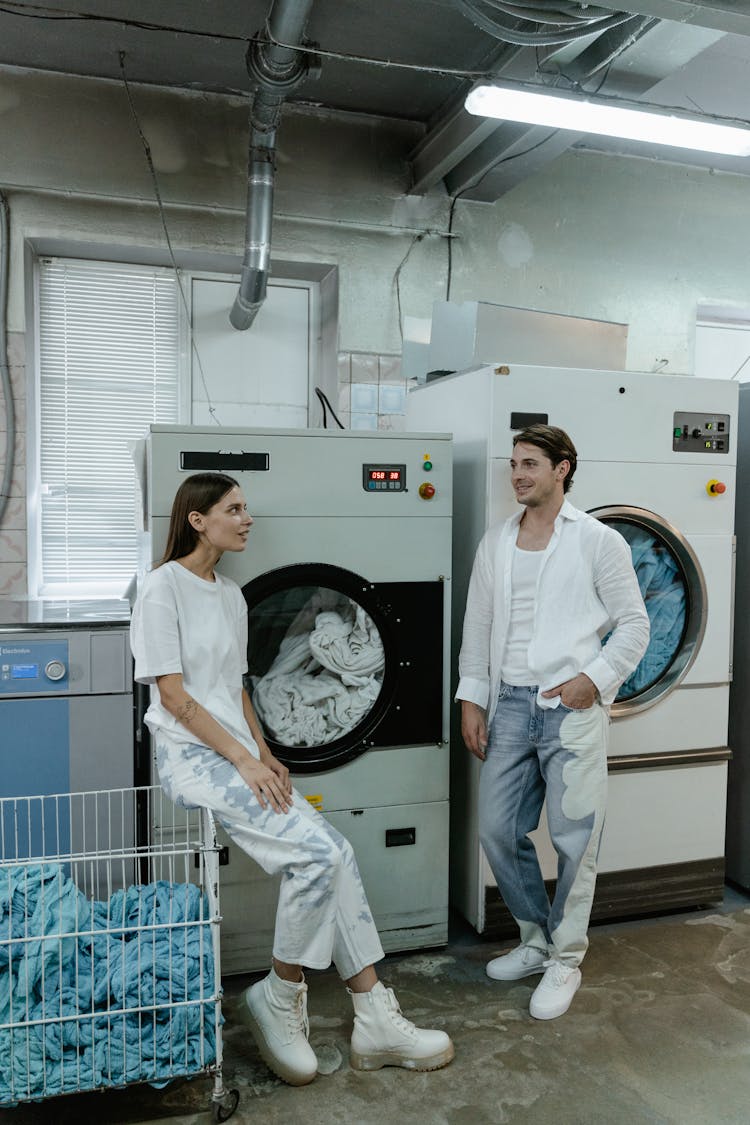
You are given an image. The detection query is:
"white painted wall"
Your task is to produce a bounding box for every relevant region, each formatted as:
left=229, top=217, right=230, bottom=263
left=2, top=68, right=750, bottom=362
left=4, top=65, right=750, bottom=591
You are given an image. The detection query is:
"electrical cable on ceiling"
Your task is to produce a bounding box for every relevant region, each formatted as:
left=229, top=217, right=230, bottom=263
left=455, top=0, right=640, bottom=47
left=446, top=129, right=558, bottom=301
left=394, top=233, right=426, bottom=342
left=0, top=1, right=643, bottom=90
left=5, top=2, right=750, bottom=133
left=118, top=51, right=220, bottom=425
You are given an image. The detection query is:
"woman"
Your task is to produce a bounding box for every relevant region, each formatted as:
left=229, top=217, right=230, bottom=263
left=130, top=472, right=454, bottom=1086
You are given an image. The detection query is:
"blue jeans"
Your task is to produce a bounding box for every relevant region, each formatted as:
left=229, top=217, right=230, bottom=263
left=479, top=683, right=609, bottom=967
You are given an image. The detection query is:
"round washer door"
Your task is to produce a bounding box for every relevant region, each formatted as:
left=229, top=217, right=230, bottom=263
left=590, top=506, right=707, bottom=717
left=242, top=563, right=444, bottom=772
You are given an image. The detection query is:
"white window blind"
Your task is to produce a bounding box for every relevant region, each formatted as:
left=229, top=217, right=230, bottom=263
left=37, top=258, right=180, bottom=595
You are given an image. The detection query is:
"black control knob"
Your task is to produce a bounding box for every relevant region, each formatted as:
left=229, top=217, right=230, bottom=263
left=692, top=428, right=702, bottom=438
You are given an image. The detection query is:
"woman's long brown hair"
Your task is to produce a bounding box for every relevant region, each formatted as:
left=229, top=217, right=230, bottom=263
left=157, top=472, right=240, bottom=566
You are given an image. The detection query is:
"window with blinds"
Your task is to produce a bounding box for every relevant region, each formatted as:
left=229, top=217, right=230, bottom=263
left=36, top=258, right=180, bottom=595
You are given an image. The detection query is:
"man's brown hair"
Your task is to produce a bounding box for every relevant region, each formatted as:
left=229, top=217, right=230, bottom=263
left=512, top=424, right=578, bottom=494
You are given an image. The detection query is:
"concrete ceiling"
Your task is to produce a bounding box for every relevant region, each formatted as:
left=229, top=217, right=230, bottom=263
left=0, top=0, right=749, bottom=199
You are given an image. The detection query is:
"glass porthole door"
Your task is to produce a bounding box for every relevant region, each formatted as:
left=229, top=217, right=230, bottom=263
left=591, top=507, right=707, bottom=717
left=242, top=563, right=444, bottom=772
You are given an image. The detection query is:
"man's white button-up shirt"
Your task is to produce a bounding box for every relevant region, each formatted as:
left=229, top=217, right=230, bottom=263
left=456, top=499, right=650, bottom=722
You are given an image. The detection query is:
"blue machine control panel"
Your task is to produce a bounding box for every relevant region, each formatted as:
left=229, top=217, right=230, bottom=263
left=0, top=640, right=69, bottom=694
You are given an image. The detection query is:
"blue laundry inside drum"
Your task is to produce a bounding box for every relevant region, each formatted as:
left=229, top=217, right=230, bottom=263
left=603, top=522, right=687, bottom=701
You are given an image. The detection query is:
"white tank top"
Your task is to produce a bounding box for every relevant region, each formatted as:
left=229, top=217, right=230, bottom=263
left=501, top=546, right=544, bottom=686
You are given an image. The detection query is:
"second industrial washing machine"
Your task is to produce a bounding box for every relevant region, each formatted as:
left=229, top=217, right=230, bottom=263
left=407, top=364, right=736, bottom=934
left=142, top=425, right=452, bottom=973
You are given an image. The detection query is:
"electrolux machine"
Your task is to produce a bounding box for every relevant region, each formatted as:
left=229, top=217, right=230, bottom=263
left=407, top=364, right=736, bottom=934
left=0, top=599, right=136, bottom=861
left=144, top=425, right=452, bottom=973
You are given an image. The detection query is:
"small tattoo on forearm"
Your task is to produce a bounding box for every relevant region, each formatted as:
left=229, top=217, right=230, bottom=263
left=177, top=698, right=199, bottom=725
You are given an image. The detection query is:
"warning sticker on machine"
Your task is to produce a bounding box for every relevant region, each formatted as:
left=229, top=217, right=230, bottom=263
left=305, top=794, right=323, bottom=811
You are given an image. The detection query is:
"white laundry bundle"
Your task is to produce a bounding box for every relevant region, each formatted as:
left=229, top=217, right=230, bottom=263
left=253, top=604, right=385, bottom=746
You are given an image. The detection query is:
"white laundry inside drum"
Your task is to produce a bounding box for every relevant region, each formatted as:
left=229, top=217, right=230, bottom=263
left=250, top=586, right=386, bottom=747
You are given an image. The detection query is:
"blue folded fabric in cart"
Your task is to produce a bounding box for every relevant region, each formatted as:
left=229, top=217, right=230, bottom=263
left=0, top=863, right=217, bottom=1103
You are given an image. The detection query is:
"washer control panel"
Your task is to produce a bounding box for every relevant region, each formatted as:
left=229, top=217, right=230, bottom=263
left=363, top=464, right=407, bottom=492
left=0, top=640, right=69, bottom=694
left=673, top=412, right=730, bottom=453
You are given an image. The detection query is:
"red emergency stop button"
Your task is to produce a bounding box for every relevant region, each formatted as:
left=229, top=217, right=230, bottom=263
left=419, top=482, right=436, bottom=500
left=706, top=479, right=726, bottom=496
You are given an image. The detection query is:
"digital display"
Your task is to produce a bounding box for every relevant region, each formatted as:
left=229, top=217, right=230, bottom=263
left=12, top=664, right=39, bottom=679
left=368, top=470, right=401, bottom=482
left=362, top=463, right=407, bottom=492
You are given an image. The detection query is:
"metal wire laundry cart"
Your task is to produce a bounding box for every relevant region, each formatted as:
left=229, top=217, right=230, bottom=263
left=0, top=785, right=239, bottom=1121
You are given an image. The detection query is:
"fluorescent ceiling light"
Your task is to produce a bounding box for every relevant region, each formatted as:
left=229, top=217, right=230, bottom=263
left=465, top=84, right=750, bottom=158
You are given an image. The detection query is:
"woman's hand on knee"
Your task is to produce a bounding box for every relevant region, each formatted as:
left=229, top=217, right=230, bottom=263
left=236, top=755, right=291, bottom=814
left=259, top=746, right=292, bottom=798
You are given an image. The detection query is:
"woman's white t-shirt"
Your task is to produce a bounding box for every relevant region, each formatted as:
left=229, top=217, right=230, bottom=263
left=130, top=561, right=260, bottom=759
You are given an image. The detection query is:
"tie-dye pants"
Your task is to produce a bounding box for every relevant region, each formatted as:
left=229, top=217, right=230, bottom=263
left=154, top=735, right=385, bottom=980
left=479, top=683, right=609, bottom=967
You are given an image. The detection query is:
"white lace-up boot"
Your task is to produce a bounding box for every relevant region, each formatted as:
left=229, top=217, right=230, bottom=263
left=349, top=981, right=455, bottom=1072
left=529, top=959, right=582, bottom=1020
left=241, top=968, right=318, bottom=1085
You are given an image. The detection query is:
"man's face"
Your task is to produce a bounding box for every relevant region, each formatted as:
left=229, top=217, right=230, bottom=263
left=509, top=441, right=568, bottom=509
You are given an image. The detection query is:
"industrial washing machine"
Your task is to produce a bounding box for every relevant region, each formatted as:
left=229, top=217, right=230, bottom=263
left=727, top=382, right=750, bottom=892
left=143, top=425, right=452, bottom=973
left=0, top=598, right=136, bottom=865
left=407, top=364, right=736, bottom=934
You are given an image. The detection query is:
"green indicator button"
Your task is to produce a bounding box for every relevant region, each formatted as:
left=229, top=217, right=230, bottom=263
left=674, top=428, right=682, bottom=438
left=423, top=460, right=433, bottom=471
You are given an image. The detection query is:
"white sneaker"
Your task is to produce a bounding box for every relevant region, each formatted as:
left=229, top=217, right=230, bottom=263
left=486, top=943, right=548, bottom=981
left=349, top=981, right=455, bottom=1072
left=529, top=959, right=582, bottom=1020
left=240, top=969, right=318, bottom=1085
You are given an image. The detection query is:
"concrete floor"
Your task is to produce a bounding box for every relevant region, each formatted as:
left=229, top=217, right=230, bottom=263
left=3, top=890, right=750, bottom=1125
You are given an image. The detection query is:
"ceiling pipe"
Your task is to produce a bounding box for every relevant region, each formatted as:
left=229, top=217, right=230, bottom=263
left=0, top=192, right=14, bottom=528
left=230, top=0, right=318, bottom=330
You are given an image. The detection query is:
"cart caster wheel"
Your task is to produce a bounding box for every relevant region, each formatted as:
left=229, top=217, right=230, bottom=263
left=212, top=1089, right=240, bottom=1122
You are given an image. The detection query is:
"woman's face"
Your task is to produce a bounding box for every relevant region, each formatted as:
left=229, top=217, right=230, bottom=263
left=192, top=486, right=253, bottom=553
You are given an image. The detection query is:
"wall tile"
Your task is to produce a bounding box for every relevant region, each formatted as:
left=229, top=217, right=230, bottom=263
left=0, top=495, right=26, bottom=530
left=7, top=333, right=26, bottom=367
left=377, top=414, right=406, bottom=432
left=379, top=355, right=402, bottom=383
left=351, top=383, right=378, bottom=413
left=350, top=353, right=379, bottom=384
left=338, top=382, right=350, bottom=413
left=9, top=366, right=26, bottom=398
left=0, top=562, right=27, bottom=595
left=351, top=413, right=378, bottom=431
left=379, top=384, right=406, bottom=414
left=0, top=428, right=26, bottom=466
left=0, top=395, right=26, bottom=431
left=337, top=352, right=351, bottom=384
left=8, top=461, right=25, bottom=497
left=0, top=529, right=26, bottom=563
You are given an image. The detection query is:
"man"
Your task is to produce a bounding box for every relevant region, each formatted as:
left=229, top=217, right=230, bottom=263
left=457, top=424, right=649, bottom=1020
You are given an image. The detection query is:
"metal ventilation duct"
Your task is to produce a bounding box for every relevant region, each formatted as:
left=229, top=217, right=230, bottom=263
left=230, top=0, right=317, bottom=330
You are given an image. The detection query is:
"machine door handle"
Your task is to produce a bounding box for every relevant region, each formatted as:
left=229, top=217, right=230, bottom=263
left=385, top=827, right=416, bottom=848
